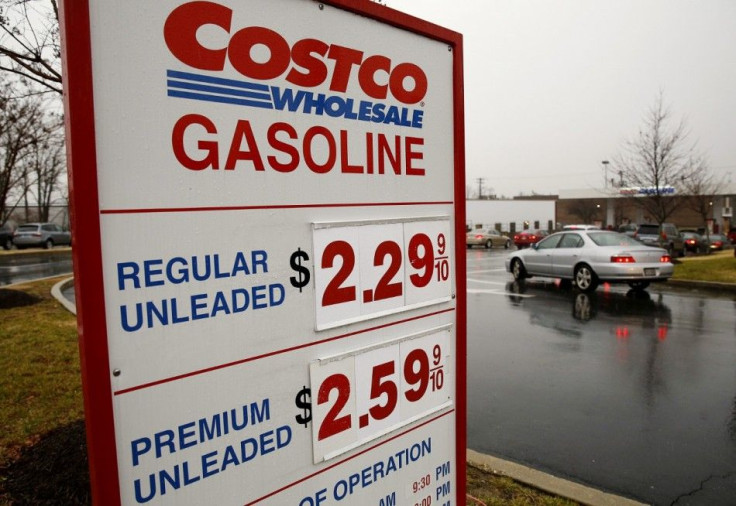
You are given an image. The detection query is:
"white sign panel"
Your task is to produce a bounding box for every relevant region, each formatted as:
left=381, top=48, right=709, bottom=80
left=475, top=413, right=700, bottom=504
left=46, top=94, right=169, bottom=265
left=64, top=0, right=464, bottom=504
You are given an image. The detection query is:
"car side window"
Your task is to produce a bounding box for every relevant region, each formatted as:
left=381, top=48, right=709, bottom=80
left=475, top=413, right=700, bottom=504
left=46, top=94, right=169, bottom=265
left=536, top=235, right=562, bottom=250
left=559, top=233, right=583, bottom=248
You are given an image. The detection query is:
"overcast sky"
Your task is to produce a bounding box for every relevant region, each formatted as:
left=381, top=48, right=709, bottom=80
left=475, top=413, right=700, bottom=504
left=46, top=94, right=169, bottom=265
left=384, top=0, right=736, bottom=198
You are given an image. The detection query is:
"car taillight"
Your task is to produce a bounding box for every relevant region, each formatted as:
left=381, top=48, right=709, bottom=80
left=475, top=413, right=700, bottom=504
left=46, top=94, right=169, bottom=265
left=514, top=235, right=519, bottom=240
left=475, top=235, right=483, bottom=239
left=530, top=235, right=536, bottom=240
left=686, top=239, right=695, bottom=245
left=660, top=255, right=671, bottom=263
left=661, top=232, right=668, bottom=240
left=611, top=255, right=635, bottom=263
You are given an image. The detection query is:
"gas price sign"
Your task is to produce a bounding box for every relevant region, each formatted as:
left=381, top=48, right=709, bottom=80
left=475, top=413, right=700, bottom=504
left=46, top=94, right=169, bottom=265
left=62, top=0, right=465, bottom=504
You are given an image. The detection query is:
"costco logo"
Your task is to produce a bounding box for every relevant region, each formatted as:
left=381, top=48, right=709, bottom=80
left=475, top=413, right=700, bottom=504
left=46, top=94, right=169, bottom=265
left=164, top=1, right=427, bottom=128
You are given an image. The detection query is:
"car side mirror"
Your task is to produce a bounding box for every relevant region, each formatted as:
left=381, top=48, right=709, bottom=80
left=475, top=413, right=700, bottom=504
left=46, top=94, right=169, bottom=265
left=532, top=243, right=538, bottom=250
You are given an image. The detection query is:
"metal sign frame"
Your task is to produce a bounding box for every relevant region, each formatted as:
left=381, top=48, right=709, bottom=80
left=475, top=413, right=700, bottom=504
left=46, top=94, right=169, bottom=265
left=60, top=0, right=466, bottom=503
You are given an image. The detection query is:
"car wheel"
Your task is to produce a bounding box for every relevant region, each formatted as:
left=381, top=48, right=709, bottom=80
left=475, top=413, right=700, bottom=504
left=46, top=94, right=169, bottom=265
left=485, top=239, right=492, bottom=249
left=573, top=264, right=598, bottom=292
left=2, top=238, right=11, bottom=250
left=504, top=240, right=509, bottom=249
left=627, top=280, right=650, bottom=290
left=467, top=244, right=472, bottom=249
left=511, top=258, right=527, bottom=280
left=44, top=239, right=53, bottom=249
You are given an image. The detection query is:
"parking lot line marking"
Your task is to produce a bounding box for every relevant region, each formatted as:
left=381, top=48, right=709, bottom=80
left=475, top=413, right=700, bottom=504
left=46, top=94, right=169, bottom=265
left=467, top=278, right=507, bottom=286
left=467, top=269, right=507, bottom=274
left=467, top=288, right=535, bottom=298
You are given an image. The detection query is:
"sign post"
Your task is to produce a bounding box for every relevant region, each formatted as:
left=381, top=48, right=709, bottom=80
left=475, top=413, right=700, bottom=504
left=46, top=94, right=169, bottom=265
left=61, top=0, right=465, bottom=503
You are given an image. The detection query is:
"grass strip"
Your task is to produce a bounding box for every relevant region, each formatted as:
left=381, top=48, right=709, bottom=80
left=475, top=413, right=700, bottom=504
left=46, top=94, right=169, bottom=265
left=673, top=250, right=736, bottom=283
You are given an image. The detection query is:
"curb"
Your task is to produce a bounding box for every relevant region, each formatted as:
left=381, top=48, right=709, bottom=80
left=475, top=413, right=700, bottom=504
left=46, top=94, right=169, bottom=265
left=667, top=278, right=736, bottom=293
left=51, top=276, right=77, bottom=315
left=467, top=450, right=648, bottom=506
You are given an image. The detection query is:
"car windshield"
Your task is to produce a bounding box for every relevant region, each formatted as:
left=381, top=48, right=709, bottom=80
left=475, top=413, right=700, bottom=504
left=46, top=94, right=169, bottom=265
left=588, top=232, right=643, bottom=247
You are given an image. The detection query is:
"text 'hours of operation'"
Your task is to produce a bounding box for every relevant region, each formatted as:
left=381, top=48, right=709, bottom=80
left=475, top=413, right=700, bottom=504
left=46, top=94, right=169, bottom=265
left=310, top=328, right=452, bottom=463
left=312, top=218, right=453, bottom=330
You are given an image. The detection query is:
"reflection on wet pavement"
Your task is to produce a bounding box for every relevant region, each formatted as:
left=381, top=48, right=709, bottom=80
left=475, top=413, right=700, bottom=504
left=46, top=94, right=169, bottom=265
left=467, top=251, right=736, bottom=505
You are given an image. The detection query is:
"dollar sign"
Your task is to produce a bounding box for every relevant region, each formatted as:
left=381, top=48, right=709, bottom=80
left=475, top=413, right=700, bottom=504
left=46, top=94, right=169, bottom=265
left=295, top=386, right=312, bottom=428
left=290, top=248, right=311, bottom=292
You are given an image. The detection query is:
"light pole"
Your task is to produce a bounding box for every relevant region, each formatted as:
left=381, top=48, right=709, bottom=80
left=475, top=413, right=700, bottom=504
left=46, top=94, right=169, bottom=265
left=601, top=160, right=610, bottom=188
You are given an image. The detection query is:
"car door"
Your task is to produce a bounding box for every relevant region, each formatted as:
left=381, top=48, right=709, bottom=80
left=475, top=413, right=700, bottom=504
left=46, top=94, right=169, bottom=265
left=550, top=233, right=584, bottom=277
left=523, top=234, right=562, bottom=276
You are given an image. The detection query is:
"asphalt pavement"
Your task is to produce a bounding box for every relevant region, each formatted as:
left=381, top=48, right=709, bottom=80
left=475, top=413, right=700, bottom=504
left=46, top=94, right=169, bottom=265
left=467, top=247, right=736, bottom=505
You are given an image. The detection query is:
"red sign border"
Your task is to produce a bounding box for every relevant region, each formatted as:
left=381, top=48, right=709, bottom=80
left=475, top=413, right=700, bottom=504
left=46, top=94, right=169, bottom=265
left=60, top=1, right=466, bottom=503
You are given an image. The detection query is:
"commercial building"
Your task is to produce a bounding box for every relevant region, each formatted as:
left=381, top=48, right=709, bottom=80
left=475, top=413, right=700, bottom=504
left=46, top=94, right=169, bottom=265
left=557, top=184, right=736, bottom=233
left=467, top=182, right=736, bottom=235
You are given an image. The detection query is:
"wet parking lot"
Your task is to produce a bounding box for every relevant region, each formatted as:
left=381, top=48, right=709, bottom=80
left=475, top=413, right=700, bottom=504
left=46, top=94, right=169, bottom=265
left=466, top=247, right=736, bottom=505
left=0, top=249, right=73, bottom=286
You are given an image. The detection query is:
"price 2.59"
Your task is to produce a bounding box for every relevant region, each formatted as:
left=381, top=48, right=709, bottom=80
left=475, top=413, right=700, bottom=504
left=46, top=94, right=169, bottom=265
left=309, top=330, right=451, bottom=462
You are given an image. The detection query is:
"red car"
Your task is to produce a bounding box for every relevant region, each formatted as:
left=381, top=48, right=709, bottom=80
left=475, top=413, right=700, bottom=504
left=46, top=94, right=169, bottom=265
left=728, top=229, right=736, bottom=245
left=513, top=229, right=548, bottom=249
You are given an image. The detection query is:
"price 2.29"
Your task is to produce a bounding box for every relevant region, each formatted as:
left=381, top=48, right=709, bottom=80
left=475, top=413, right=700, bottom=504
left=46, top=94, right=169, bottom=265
left=321, top=232, right=448, bottom=307
left=313, top=219, right=452, bottom=329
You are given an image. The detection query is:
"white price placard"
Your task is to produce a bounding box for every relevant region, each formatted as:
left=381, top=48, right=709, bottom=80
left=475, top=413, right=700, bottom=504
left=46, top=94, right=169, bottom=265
left=310, top=328, right=452, bottom=462
left=313, top=218, right=453, bottom=329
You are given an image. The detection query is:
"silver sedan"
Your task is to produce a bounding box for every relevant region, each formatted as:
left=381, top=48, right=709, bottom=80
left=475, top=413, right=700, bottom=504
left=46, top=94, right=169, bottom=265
left=505, top=230, right=674, bottom=292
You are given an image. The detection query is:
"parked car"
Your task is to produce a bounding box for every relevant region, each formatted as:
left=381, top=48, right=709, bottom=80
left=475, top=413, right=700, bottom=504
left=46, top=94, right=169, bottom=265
left=633, top=223, right=685, bottom=257
left=704, top=233, right=730, bottom=251
left=618, top=223, right=638, bottom=237
left=681, top=231, right=704, bottom=254
left=0, top=224, right=13, bottom=250
left=13, top=222, right=71, bottom=249
left=505, top=230, right=674, bottom=292
left=466, top=229, right=511, bottom=249
left=728, top=229, right=736, bottom=245
left=513, top=229, right=548, bottom=249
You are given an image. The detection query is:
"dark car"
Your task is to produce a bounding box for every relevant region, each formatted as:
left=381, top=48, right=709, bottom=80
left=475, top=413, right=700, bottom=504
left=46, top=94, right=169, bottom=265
left=633, top=223, right=685, bottom=257
left=513, top=229, right=548, bottom=249
left=0, top=224, right=13, bottom=250
left=618, top=223, right=638, bottom=237
left=13, top=222, right=72, bottom=249
left=705, top=234, right=730, bottom=251
left=681, top=232, right=704, bottom=254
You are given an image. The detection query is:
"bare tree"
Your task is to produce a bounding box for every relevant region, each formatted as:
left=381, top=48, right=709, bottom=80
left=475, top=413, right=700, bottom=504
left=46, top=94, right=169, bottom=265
left=27, top=114, right=65, bottom=221
left=680, top=162, right=723, bottom=252
left=0, top=0, right=61, bottom=95
left=0, top=80, right=46, bottom=225
left=613, top=92, right=705, bottom=232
